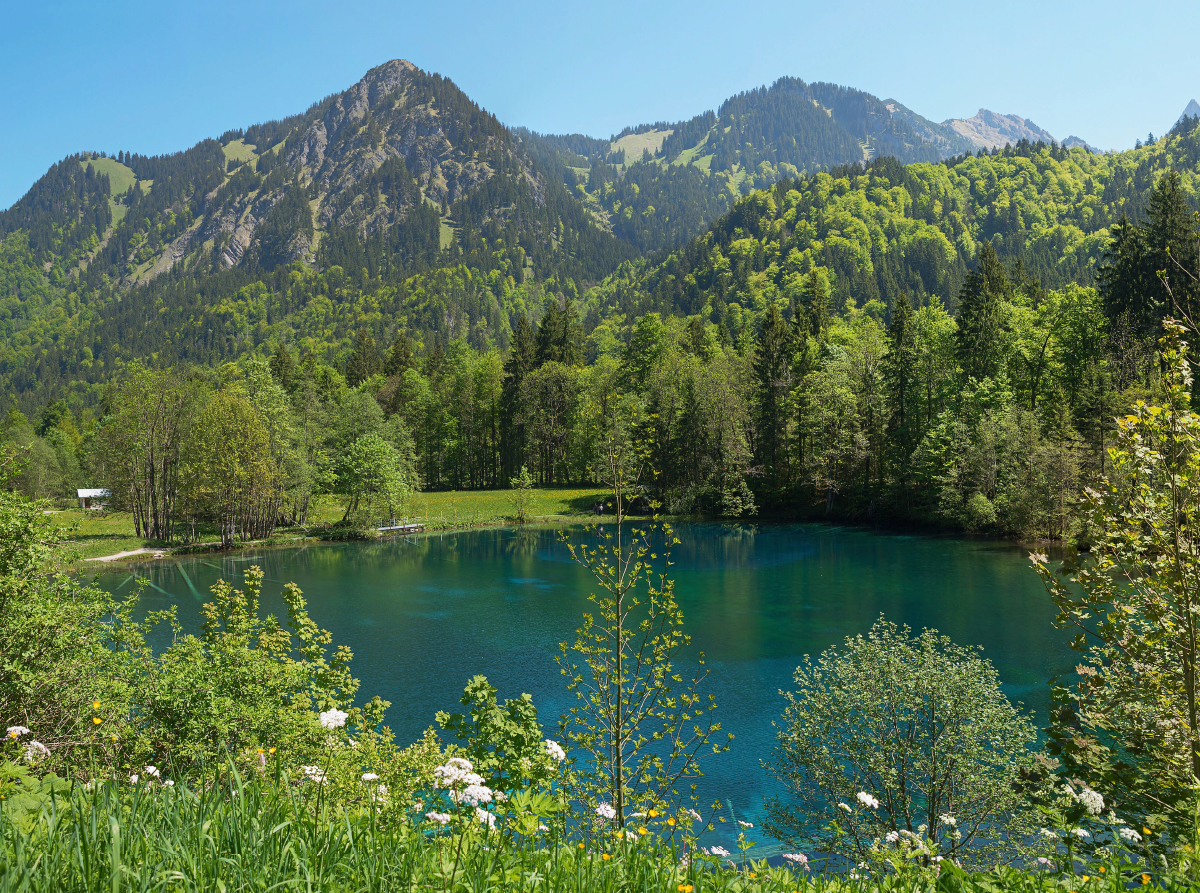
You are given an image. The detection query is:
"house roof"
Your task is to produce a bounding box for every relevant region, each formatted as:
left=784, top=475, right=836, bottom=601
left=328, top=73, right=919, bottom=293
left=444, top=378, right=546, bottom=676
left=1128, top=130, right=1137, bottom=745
left=76, top=488, right=110, bottom=498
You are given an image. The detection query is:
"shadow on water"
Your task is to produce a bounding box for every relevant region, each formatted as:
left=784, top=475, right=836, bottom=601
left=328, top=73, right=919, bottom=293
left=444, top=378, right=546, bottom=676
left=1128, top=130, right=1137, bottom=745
left=94, top=522, right=1072, bottom=854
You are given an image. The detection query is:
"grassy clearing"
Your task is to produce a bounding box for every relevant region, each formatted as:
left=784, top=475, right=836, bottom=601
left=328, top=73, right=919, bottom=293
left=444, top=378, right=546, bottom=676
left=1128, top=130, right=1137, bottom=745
left=56, top=488, right=608, bottom=564
left=307, top=486, right=608, bottom=528
left=222, top=138, right=258, bottom=167
left=78, top=157, right=136, bottom=195
left=611, top=129, right=673, bottom=164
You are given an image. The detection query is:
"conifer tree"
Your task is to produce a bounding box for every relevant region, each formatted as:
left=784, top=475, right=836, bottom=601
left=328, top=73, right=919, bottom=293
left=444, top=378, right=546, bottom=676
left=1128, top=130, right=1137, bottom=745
left=269, top=343, right=296, bottom=392
left=384, top=331, right=416, bottom=377
left=501, top=315, right=537, bottom=477
left=955, top=242, right=1009, bottom=381
left=754, top=304, right=793, bottom=489
left=884, top=294, right=919, bottom=491
left=345, top=328, right=381, bottom=387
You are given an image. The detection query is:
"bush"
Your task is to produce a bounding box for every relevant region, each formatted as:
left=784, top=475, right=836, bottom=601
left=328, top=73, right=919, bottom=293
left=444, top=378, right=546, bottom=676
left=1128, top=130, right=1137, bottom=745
left=766, top=618, right=1039, bottom=868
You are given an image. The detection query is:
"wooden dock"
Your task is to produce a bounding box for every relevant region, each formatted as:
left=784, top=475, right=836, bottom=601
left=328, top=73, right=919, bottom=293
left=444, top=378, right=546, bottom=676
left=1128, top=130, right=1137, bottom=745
left=375, top=519, right=425, bottom=533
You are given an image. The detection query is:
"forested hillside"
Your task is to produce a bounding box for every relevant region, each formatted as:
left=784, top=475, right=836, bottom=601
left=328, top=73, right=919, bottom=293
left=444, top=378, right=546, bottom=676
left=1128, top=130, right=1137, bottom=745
left=5, top=61, right=1200, bottom=539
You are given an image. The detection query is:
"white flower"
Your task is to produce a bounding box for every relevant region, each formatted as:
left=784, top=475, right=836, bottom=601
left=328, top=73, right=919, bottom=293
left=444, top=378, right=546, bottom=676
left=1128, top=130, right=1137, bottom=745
left=1077, top=787, right=1104, bottom=816
left=545, top=739, right=566, bottom=762
left=595, top=802, right=616, bottom=820
left=1120, top=827, right=1143, bottom=842
left=1070, top=828, right=1091, bottom=839
left=538, top=822, right=549, bottom=832
left=361, top=772, right=380, bottom=782
left=425, top=811, right=452, bottom=825
left=475, top=807, right=497, bottom=829
left=885, top=830, right=900, bottom=844
left=837, top=802, right=853, bottom=813
left=6, top=725, right=30, bottom=738
left=857, top=791, right=880, bottom=809
left=129, top=774, right=138, bottom=783
left=434, top=759, right=484, bottom=788
left=163, top=780, right=175, bottom=787
left=783, top=853, right=809, bottom=869
left=318, top=708, right=348, bottom=730
left=144, top=765, right=160, bottom=778
left=301, top=765, right=327, bottom=784
left=1039, top=827, right=1057, bottom=838
left=687, top=808, right=702, bottom=822
left=738, top=820, right=754, bottom=828
left=939, top=814, right=956, bottom=827
left=709, top=845, right=731, bottom=857
left=1036, top=857, right=1053, bottom=867
left=459, top=783, right=493, bottom=806
left=24, top=741, right=49, bottom=764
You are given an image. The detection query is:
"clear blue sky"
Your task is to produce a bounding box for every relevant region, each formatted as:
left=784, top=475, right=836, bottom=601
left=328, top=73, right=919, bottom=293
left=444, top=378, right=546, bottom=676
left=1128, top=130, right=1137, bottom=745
left=2, top=0, right=1197, bottom=209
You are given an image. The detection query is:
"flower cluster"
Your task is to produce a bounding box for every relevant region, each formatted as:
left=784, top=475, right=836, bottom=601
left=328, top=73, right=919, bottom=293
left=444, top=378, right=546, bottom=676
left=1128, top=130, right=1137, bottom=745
left=783, top=853, right=810, bottom=870
left=856, top=791, right=880, bottom=809
left=434, top=756, right=484, bottom=788
left=318, top=708, right=348, bottom=730
left=544, top=738, right=566, bottom=762
left=595, top=802, right=616, bottom=821
left=301, top=765, right=327, bottom=784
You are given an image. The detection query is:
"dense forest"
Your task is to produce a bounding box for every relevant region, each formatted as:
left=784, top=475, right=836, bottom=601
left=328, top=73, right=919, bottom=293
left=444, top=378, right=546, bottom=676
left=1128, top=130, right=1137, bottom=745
left=3, top=60, right=1200, bottom=541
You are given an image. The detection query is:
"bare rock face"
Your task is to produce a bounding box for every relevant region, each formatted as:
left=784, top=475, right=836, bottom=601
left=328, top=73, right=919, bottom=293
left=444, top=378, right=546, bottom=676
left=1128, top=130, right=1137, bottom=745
left=129, top=59, right=548, bottom=281
left=942, top=109, right=1057, bottom=150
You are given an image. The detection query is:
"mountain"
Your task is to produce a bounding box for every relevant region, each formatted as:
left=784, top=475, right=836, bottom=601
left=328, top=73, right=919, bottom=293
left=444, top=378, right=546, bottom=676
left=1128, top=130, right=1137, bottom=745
left=942, top=109, right=1057, bottom=149
left=1178, top=99, right=1200, bottom=128
left=4, top=60, right=1179, bottom=411
left=522, top=77, right=989, bottom=255
left=0, top=60, right=633, bottom=293
left=1062, top=135, right=1099, bottom=153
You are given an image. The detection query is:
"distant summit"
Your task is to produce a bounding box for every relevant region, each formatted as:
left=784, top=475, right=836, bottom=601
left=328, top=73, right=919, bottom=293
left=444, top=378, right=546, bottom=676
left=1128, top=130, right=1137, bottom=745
left=942, top=109, right=1056, bottom=150
left=1177, top=99, right=1200, bottom=127
left=1062, top=135, right=1099, bottom=153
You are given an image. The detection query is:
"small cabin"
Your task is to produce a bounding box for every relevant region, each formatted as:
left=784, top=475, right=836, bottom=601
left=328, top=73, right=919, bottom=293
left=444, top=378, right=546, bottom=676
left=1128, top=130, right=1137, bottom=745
left=76, top=488, right=110, bottom=510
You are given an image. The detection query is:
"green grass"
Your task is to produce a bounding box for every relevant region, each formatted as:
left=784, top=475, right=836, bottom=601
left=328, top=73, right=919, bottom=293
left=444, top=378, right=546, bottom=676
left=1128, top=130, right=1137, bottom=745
left=55, top=488, right=609, bottom=565
left=0, top=778, right=1158, bottom=893
left=222, top=138, right=258, bottom=167
left=307, top=487, right=609, bottom=529
left=78, top=157, right=137, bottom=195
left=611, top=129, right=673, bottom=165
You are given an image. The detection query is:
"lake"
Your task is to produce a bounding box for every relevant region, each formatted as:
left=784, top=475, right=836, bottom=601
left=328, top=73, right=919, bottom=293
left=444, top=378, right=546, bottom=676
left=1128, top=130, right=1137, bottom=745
left=97, top=522, right=1071, bottom=851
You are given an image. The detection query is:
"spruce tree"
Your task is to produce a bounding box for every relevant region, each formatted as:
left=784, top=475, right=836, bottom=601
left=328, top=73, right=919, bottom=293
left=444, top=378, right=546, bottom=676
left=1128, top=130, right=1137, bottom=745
left=883, top=294, right=920, bottom=492
left=753, top=304, right=793, bottom=491
left=345, top=328, right=381, bottom=387
left=1147, top=171, right=1200, bottom=325
left=501, top=315, right=537, bottom=477
left=802, top=270, right=831, bottom=338
left=955, top=242, right=1008, bottom=381
left=269, top=343, right=296, bottom=392
left=384, top=331, right=416, bottom=377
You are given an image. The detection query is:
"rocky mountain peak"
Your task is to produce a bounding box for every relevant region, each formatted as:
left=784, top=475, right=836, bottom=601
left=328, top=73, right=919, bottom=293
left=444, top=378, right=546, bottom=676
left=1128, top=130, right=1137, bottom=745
left=942, top=109, right=1056, bottom=150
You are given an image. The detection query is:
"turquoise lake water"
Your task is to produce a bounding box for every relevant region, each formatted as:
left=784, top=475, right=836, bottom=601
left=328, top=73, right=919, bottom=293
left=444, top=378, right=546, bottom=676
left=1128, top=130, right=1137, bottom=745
left=97, top=522, right=1071, bottom=851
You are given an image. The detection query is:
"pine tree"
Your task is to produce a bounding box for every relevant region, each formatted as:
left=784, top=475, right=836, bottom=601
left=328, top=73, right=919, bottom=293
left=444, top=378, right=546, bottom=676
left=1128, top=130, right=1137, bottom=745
left=753, top=304, right=793, bottom=491
left=269, top=343, right=296, bottom=392
left=345, top=328, right=381, bottom=387
left=884, top=294, right=920, bottom=492
left=802, top=270, right=830, bottom=338
left=384, top=331, right=416, bottom=377
left=1147, top=171, right=1200, bottom=325
left=501, top=315, right=537, bottom=477
left=955, top=242, right=1008, bottom=381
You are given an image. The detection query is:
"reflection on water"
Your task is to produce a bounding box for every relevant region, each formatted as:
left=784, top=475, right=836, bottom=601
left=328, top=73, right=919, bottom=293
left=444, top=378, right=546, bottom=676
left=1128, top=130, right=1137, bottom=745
left=96, top=522, right=1070, bottom=852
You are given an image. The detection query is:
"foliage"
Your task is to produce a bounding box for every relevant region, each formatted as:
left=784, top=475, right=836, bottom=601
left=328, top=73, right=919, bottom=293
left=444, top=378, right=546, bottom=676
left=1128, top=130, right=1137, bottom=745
left=1032, top=321, right=1200, bottom=836
left=766, top=618, right=1039, bottom=868
left=436, top=675, right=559, bottom=792
left=557, top=517, right=730, bottom=826
left=508, top=465, right=535, bottom=523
